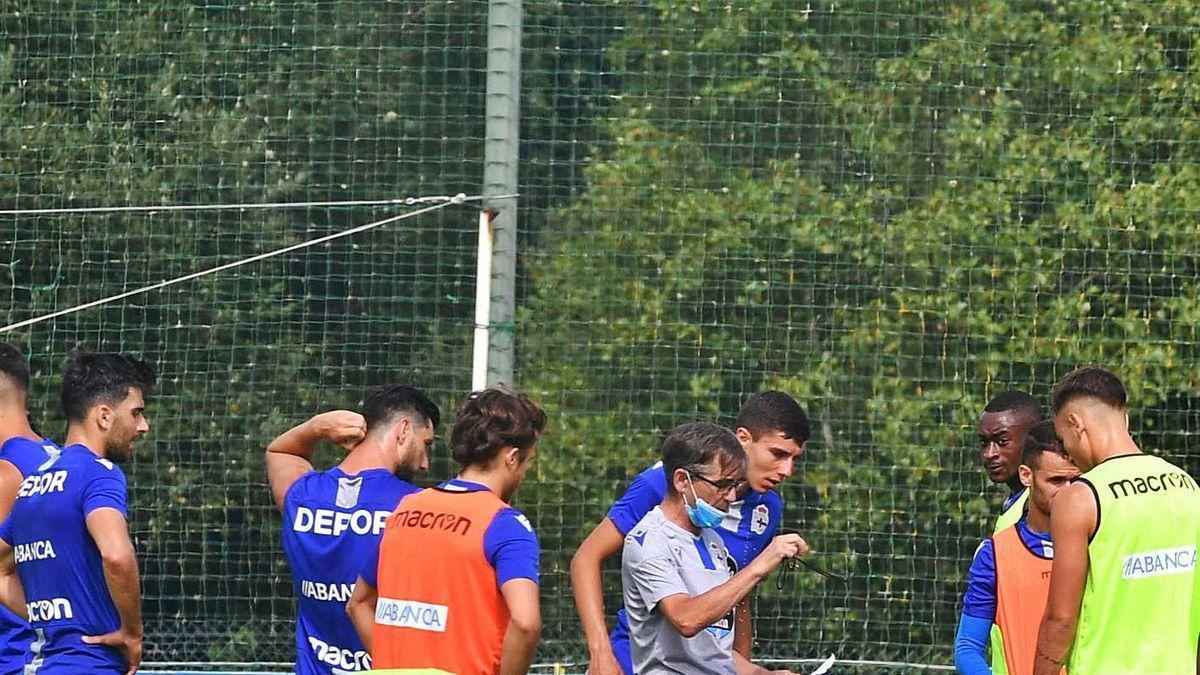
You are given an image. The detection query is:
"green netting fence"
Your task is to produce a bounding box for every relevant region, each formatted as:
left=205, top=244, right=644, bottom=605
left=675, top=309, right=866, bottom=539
left=2, top=0, right=1200, bottom=671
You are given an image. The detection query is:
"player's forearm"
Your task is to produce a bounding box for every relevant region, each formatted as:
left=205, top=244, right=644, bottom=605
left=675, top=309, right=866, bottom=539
left=733, top=599, right=752, bottom=658
left=569, top=546, right=614, bottom=653
left=102, top=553, right=144, bottom=636
left=266, top=418, right=325, bottom=459
left=670, top=567, right=765, bottom=637
left=1032, top=613, right=1075, bottom=675
left=346, top=579, right=377, bottom=651
left=732, top=650, right=769, bottom=675
left=0, top=569, right=26, bottom=620
left=498, top=618, right=540, bottom=675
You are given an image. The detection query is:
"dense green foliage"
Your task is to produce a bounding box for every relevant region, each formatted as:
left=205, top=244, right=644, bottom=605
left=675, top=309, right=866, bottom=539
left=1, top=0, right=1198, bottom=669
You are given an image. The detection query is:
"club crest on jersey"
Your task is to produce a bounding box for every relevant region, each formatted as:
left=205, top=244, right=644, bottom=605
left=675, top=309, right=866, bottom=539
left=751, top=504, right=770, bottom=535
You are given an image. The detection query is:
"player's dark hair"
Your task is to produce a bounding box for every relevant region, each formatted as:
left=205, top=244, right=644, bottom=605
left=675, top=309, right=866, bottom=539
left=61, top=351, right=155, bottom=423
left=1052, top=366, right=1127, bottom=415
left=450, top=386, right=547, bottom=468
left=363, top=383, right=440, bottom=431
left=983, top=390, right=1043, bottom=422
left=734, top=391, right=810, bottom=443
left=662, top=422, right=747, bottom=484
left=1020, top=420, right=1071, bottom=469
left=0, top=343, right=30, bottom=391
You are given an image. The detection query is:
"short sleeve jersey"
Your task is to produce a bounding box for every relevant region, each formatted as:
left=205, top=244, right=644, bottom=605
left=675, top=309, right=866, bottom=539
left=621, top=506, right=736, bottom=675
left=0, top=444, right=128, bottom=674
left=0, top=437, right=61, bottom=675
left=608, top=460, right=782, bottom=646
left=281, top=468, right=419, bottom=675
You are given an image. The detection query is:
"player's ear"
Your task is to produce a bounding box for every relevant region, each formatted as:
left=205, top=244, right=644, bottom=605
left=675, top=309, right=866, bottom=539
left=96, top=405, right=114, bottom=432
left=671, top=468, right=689, bottom=496
left=733, top=427, right=753, bottom=446
left=1062, top=408, right=1082, bottom=437
left=503, top=446, right=522, bottom=468
left=1018, top=463, right=1034, bottom=488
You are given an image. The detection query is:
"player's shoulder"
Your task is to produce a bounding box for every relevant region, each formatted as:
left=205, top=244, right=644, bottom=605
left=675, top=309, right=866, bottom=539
left=633, top=460, right=666, bottom=485
left=747, top=487, right=783, bottom=511
left=81, top=453, right=126, bottom=480
left=494, top=506, right=535, bottom=532
left=0, top=437, right=59, bottom=475
left=484, top=507, right=540, bottom=553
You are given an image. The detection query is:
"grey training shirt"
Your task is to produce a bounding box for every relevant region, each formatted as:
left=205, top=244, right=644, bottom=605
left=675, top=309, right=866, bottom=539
left=621, top=505, right=736, bottom=674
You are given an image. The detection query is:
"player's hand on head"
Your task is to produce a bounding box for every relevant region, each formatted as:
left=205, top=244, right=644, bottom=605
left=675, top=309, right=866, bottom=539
left=311, top=410, right=367, bottom=450
left=83, top=627, right=142, bottom=674
left=585, top=649, right=626, bottom=675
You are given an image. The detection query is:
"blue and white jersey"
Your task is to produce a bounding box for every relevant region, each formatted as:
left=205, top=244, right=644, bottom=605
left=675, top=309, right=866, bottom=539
left=0, top=437, right=60, bottom=675
left=0, top=443, right=128, bottom=675
left=607, top=461, right=783, bottom=673
left=281, top=468, right=419, bottom=675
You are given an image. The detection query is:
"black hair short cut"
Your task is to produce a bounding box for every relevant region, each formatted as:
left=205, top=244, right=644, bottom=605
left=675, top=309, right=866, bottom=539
left=983, top=390, right=1043, bottom=422
left=734, top=391, right=810, bottom=444
left=1020, top=420, right=1071, bottom=469
left=61, top=351, right=155, bottom=423
left=1051, top=366, right=1127, bottom=415
left=661, top=422, right=747, bottom=483
left=362, top=383, right=440, bottom=431
left=450, top=386, right=547, bottom=468
left=0, top=344, right=30, bottom=391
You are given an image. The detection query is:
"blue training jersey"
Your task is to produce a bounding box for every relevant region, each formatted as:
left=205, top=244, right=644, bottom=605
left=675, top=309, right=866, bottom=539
left=0, top=437, right=61, bottom=675
left=0, top=444, right=129, bottom=675
left=607, top=461, right=783, bottom=673
left=281, top=467, right=419, bottom=674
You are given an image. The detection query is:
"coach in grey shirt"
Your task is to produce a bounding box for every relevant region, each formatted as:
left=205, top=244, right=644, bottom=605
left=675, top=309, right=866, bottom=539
left=622, top=423, right=806, bottom=675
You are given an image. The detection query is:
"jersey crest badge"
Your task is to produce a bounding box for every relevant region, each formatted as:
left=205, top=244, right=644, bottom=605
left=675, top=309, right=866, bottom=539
left=751, top=504, right=770, bottom=535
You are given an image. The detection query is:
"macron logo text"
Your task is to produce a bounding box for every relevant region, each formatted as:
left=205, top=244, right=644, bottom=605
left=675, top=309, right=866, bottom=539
left=27, top=598, right=73, bottom=622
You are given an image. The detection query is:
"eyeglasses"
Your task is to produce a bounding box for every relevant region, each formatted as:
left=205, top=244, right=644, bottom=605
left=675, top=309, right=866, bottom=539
left=690, top=473, right=745, bottom=494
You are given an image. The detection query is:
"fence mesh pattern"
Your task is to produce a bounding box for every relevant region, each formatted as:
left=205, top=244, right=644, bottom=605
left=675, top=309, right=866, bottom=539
left=2, top=0, right=1199, bottom=669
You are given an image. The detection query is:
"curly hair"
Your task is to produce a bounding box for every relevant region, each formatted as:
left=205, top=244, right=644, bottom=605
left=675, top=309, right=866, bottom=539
left=450, top=386, right=547, bottom=468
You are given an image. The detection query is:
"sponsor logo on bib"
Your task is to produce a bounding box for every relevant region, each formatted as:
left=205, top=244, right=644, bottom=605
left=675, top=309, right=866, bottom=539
left=376, top=598, right=449, bottom=633
left=1122, top=546, right=1197, bottom=579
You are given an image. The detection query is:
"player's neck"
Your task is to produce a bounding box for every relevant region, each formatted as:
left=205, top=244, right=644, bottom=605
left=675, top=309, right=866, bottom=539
left=65, top=426, right=107, bottom=457
left=456, top=466, right=511, bottom=501
left=1026, top=505, right=1050, bottom=533
left=1089, top=427, right=1142, bottom=466
left=0, top=406, right=38, bottom=445
left=1005, top=476, right=1025, bottom=495
left=661, top=497, right=700, bottom=535
left=339, top=441, right=393, bottom=475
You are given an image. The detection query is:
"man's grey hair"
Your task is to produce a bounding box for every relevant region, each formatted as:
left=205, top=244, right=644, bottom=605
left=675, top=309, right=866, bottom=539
left=660, top=422, right=747, bottom=488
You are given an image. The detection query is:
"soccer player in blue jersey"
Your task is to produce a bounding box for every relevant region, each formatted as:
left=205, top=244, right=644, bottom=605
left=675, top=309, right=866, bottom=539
left=571, top=391, right=810, bottom=675
left=954, top=421, right=1079, bottom=675
left=0, top=351, right=153, bottom=675
left=266, top=383, right=439, bottom=675
left=0, top=344, right=61, bottom=675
